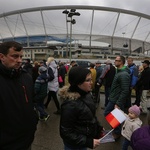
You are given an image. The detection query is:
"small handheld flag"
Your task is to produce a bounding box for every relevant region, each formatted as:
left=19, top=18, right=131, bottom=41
left=105, top=108, right=126, bottom=128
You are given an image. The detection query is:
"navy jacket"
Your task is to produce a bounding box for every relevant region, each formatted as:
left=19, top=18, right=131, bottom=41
left=34, top=72, right=49, bottom=102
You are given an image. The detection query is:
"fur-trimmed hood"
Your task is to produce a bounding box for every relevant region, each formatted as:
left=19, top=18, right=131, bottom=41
left=58, top=86, right=81, bottom=101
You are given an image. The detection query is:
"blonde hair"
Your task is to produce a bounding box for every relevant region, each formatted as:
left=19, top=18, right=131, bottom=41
left=47, top=57, right=54, bottom=65
left=139, top=65, right=144, bottom=72
left=34, top=61, right=38, bottom=66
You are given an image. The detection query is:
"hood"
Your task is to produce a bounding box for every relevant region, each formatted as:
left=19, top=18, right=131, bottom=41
left=128, top=117, right=142, bottom=126
left=117, top=66, right=130, bottom=74
left=58, top=86, right=81, bottom=101
left=39, top=72, right=49, bottom=80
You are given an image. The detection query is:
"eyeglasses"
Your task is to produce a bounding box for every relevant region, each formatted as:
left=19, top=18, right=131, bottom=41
left=84, top=78, right=92, bottom=82
left=115, top=60, right=121, bottom=62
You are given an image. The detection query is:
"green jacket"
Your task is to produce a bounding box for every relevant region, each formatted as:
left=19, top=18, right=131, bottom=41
left=109, top=66, right=130, bottom=108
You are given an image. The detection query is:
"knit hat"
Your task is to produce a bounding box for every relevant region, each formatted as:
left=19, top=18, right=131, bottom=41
left=128, top=105, right=141, bottom=116
left=69, top=66, right=91, bottom=87
left=39, top=66, right=47, bottom=73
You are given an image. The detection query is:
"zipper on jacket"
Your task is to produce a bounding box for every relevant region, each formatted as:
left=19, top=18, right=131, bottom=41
left=22, top=86, right=28, bottom=103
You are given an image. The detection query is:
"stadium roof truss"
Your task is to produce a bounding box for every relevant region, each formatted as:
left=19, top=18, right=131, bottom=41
left=0, top=5, right=150, bottom=54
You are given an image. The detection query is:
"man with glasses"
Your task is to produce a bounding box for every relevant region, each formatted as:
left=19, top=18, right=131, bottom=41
left=104, top=55, right=130, bottom=140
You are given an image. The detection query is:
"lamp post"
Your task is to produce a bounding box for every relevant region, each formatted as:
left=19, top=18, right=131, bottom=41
left=62, top=9, right=80, bottom=63
left=122, top=32, right=128, bottom=48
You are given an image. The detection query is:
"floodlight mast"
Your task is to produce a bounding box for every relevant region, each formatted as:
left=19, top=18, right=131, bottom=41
left=62, top=9, right=80, bottom=63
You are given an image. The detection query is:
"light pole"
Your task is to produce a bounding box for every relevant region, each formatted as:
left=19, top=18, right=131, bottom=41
left=62, top=9, right=80, bottom=62
left=62, top=10, right=69, bottom=58
left=122, top=32, right=128, bottom=48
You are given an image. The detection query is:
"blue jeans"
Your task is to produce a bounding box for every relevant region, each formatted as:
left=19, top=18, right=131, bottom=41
left=122, top=138, right=130, bottom=150
left=64, top=145, right=87, bottom=150
left=104, top=101, right=124, bottom=135
left=36, top=101, right=48, bottom=117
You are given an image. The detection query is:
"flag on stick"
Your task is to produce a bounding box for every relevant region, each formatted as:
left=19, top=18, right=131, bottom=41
left=99, top=129, right=115, bottom=143
left=105, top=108, right=126, bottom=128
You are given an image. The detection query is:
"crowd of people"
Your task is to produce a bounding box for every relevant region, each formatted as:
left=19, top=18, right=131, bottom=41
left=0, top=41, right=150, bottom=150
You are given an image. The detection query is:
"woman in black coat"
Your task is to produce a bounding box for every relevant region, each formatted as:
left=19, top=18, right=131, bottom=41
left=59, top=66, right=103, bottom=150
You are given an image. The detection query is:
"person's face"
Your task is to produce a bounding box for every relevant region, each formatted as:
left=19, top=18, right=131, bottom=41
left=127, top=58, right=133, bottom=66
left=114, top=56, right=122, bottom=68
left=95, top=63, right=101, bottom=67
left=128, top=111, right=137, bottom=119
left=78, top=73, right=92, bottom=92
left=138, top=66, right=143, bottom=72
left=0, top=47, right=23, bottom=69
left=142, top=63, right=148, bottom=69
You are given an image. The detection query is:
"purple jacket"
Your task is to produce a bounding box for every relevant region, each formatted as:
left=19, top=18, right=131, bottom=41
left=131, top=126, right=150, bottom=150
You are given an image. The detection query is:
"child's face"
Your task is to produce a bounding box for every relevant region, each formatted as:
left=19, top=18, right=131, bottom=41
left=128, top=111, right=137, bottom=119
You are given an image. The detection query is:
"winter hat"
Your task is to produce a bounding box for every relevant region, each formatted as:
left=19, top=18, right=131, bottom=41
left=141, top=60, right=150, bottom=65
left=39, top=66, right=47, bottom=73
left=69, top=66, right=91, bottom=87
left=129, top=105, right=141, bottom=116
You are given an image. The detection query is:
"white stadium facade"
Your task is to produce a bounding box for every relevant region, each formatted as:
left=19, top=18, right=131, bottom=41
left=0, top=5, right=150, bottom=61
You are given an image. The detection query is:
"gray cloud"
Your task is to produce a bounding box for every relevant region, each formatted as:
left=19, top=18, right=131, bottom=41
left=0, top=0, right=150, bottom=14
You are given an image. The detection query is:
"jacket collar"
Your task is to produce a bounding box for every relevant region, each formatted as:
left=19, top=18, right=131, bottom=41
left=58, top=86, right=81, bottom=101
left=0, top=63, right=23, bottom=78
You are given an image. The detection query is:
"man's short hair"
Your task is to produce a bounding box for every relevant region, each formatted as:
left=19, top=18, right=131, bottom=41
left=127, top=56, right=133, bottom=61
left=120, top=55, right=126, bottom=65
left=0, top=41, right=22, bottom=55
left=71, top=60, right=76, bottom=64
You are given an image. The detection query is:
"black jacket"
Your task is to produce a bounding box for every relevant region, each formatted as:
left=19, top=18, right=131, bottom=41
left=0, top=63, right=38, bottom=150
left=98, top=64, right=116, bottom=87
left=59, top=86, right=103, bottom=149
left=137, top=67, right=150, bottom=90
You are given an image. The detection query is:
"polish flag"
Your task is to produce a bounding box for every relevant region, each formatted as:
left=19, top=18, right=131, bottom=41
left=105, top=108, right=126, bottom=128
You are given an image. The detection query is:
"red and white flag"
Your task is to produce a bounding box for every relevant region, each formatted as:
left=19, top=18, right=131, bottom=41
left=105, top=108, right=126, bottom=128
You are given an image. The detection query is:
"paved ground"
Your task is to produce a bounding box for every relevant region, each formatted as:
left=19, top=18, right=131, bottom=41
left=32, top=94, right=149, bottom=150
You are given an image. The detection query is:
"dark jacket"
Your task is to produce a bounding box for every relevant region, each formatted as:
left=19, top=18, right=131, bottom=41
left=109, top=66, right=130, bottom=108
left=59, top=86, right=103, bottom=149
left=32, top=65, right=39, bottom=83
left=23, top=62, right=33, bottom=76
left=95, top=66, right=103, bottom=81
left=34, top=72, right=49, bottom=102
left=59, top=64, right=67, bottom=79
left=98, top=64, right=116, bottom=87
left=136, top=67, right=150, bottom=90
left=131, top=126, right=150, bottom=150
left=0, top=63, right=38, bottom=150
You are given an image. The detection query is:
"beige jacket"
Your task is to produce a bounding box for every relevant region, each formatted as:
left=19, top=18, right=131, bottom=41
left=121, top=116, right=142, bottom=141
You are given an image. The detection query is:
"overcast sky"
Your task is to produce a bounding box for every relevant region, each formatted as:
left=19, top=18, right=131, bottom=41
left=0, top=0, right=150, bottom=46
left=0, top=0, right=150, bottom=15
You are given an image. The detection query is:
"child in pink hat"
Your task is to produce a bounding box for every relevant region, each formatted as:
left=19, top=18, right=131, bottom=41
left=121, top=105, right=142, bottom=150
